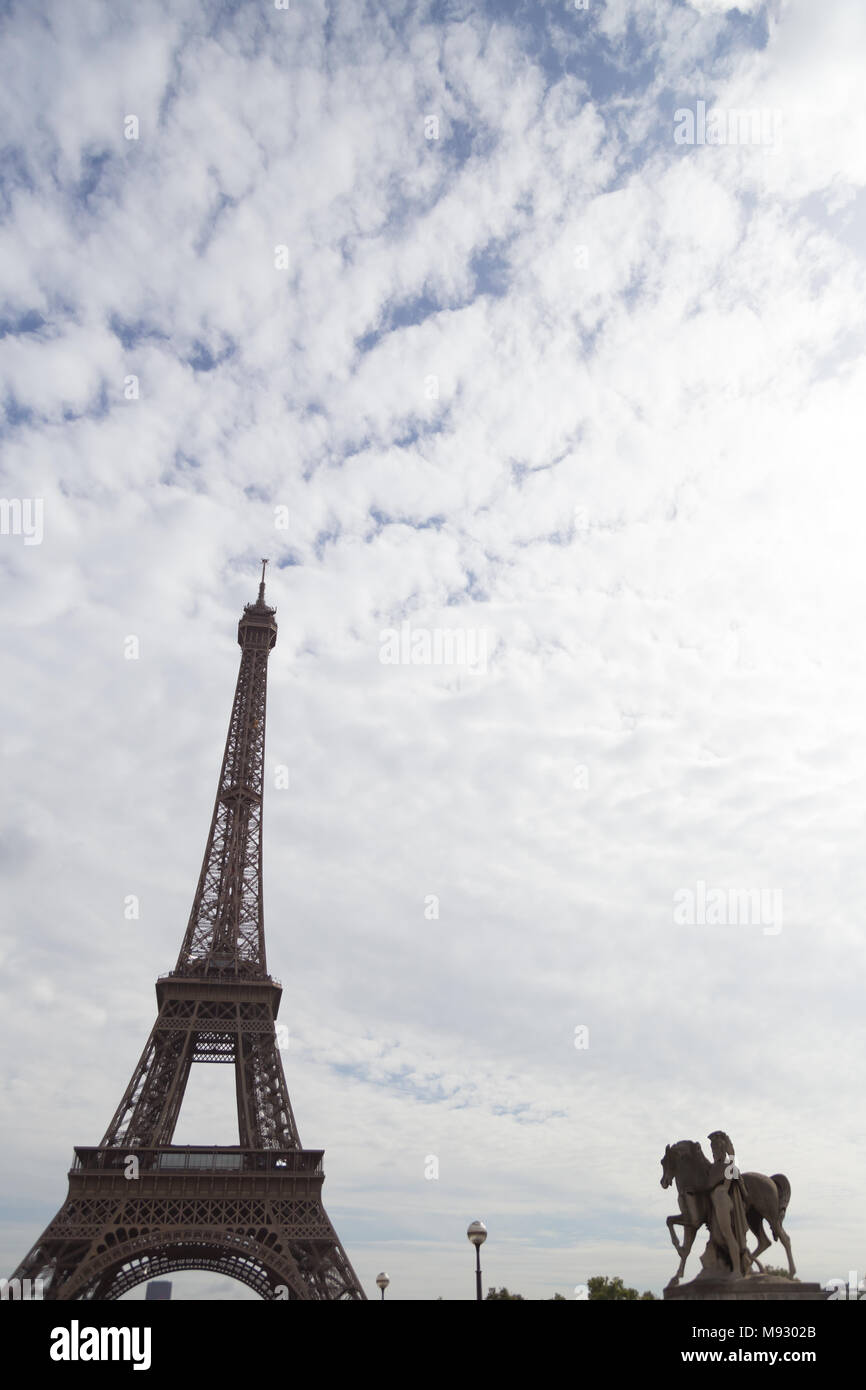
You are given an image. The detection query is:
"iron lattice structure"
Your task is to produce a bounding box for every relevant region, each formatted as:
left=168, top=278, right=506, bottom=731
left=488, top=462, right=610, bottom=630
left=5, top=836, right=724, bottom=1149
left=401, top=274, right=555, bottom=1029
left=10, top=567, right=366, bottom=1300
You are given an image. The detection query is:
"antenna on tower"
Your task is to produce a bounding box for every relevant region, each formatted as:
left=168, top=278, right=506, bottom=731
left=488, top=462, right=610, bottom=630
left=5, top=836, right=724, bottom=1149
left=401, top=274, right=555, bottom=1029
left=259, top=557, right=268, bottom=604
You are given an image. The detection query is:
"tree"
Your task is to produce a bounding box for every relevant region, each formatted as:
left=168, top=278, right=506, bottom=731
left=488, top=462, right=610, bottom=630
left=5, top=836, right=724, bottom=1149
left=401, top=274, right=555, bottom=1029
left=482, top=1280, right=657, bottom=1300
left=587, top=1275, right=656, bottom=1301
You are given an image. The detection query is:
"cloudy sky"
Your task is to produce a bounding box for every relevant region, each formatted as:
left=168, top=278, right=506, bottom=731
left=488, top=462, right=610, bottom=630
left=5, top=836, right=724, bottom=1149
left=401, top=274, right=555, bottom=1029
left=1, top=0, right=865, bottom=1301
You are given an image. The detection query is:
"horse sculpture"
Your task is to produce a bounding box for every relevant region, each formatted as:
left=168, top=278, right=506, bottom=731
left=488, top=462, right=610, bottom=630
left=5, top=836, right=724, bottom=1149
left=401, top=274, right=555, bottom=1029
left=661, top=1139, right=795, bottom=1286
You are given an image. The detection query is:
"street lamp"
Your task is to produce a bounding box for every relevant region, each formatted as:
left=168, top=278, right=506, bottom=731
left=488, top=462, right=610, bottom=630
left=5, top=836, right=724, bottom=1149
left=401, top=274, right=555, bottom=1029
left=467, top=1220, right=487, bottom=1301
left=375, top=1272, right=390, bottom=1301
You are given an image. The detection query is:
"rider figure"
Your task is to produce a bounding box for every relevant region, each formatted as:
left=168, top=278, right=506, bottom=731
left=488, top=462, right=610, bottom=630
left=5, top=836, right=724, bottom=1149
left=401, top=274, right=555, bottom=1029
left=704, top=1130, right=750, bottom=1275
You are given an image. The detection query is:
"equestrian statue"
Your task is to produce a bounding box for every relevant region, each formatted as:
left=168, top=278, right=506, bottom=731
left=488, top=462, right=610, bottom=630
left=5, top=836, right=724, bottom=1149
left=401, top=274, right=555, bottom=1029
left=660, top=1131, right=796, bottom=1287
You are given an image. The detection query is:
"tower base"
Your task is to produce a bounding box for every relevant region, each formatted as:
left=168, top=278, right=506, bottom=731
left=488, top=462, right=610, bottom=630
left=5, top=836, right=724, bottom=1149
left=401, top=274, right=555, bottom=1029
left=11, top=1146, right=366, bottom=1300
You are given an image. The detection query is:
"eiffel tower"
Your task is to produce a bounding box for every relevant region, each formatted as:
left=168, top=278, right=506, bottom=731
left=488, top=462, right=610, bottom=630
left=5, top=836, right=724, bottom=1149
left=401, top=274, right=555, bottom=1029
left=10, top=564, right=366, bottom=1300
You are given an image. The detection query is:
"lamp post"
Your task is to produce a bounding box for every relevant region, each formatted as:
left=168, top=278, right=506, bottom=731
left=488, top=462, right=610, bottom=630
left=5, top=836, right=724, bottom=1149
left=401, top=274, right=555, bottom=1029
left=467, top=1220, right=487, bottom=1301
left=375, top=1272, right=390, bottom=1301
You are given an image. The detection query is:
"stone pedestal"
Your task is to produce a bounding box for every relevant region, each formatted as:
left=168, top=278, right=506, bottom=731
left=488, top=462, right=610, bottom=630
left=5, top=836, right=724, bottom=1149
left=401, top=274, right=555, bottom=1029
left=665, top=1274, right=827, bottom=1302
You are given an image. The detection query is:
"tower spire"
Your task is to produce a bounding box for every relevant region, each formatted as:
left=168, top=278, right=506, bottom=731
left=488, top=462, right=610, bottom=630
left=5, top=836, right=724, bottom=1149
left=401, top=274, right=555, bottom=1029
left=174, top=568, right=278, bottom=978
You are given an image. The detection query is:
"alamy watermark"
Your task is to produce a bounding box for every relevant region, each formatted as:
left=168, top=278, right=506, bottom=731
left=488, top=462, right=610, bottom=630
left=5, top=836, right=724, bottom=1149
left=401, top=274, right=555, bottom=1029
left=825, top=1271, right=866, bottom=1300
left=674, top=102, right=782, bottom=147
left=379, top=621, right=491, bottom=673
left=1, top=1277, right=45, bottom=1299
left=673, top=880, right=783, bottom=936
left=50, top=1323, right=151, bottom=1370
left=0, top=497, right=43, bottom=545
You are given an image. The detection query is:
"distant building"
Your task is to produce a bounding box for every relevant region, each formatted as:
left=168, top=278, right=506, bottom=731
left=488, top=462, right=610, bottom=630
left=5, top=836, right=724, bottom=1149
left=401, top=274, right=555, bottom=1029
left=145, top=1281, right=172, bottom=1301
